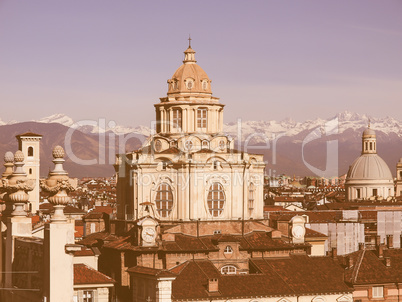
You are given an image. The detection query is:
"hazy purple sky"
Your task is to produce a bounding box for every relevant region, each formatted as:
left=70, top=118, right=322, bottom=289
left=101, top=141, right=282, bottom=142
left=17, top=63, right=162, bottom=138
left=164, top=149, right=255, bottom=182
left=1, top=1, right=401, bottom=127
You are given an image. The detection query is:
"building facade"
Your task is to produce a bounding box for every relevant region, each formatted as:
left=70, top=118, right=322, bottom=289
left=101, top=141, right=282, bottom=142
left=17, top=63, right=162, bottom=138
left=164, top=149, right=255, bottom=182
left=115, top=43, right=265, bottom=222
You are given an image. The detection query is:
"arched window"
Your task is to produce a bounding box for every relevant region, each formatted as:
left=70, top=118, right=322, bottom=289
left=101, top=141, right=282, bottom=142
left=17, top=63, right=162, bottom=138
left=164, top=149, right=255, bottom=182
left=172, top=109, right=182, bottom=129
left=155, top=183, right=173, bottom=218
left=197, top=108, right=207, bottom=129
left=400, top=171, right=402, bottom=179
left=224, top=246, right=233, bottom=254
left=28, top=146, right=34, bottom=157
left=207, top=182, right=225, bottom=217
left=221, top=265, right=236, bottom=275
left=29, top=168, right=32, bottom=175
left=248, top=183, right=255, bottom=212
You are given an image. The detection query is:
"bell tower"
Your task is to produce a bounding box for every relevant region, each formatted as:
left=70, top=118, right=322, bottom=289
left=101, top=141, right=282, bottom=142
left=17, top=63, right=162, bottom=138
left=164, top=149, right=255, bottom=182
left=16, top=132, right=42, bottom=213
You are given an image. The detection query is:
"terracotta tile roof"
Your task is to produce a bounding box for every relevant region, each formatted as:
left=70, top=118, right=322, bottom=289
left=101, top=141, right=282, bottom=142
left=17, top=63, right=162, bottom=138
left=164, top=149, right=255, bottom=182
left=171, top=257, right=351, bottom=300
left=254, top=256, right=350, bottom=294
left=74, top=263, right=115, bottom=285
left=78, top=231, right=120, bottom=247
left=83, top=212, right=105, bottom=220
left=163, top=234, right=218, bottom=252
left=237, top=231, right=297, bottom=251
left=263, top=206, right=286, bottom=212
left=127, top=266, right=176, bottom=278
left=342, top=249, right=402, bottom=285
left=305, top=227, right=327, bottom=238
left=94, top=206, right=114, bottom=215
left=39, top=203, right=86, bottom=214
left=16, top=132, right=42, bottom=137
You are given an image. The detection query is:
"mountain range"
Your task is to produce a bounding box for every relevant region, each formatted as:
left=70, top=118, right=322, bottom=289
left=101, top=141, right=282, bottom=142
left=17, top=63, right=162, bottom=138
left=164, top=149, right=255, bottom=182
left=0, top=111, right=401, bottom=178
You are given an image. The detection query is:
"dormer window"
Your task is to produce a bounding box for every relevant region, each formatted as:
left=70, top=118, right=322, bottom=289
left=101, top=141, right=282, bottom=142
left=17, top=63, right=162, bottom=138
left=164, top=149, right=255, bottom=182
left=221, top=265, right=236, bottom=275
left=186, top=80, right=193, bottom=90
left=224, top=246, right=233, bottom=254
left=202, top=80, right=208, bottom=90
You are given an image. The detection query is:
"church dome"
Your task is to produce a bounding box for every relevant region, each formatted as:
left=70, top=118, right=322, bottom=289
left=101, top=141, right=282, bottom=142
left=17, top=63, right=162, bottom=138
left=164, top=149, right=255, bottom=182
left=167, top=45, right=212, bottom=95
left=347, top=154, right=393, bottom=181
left=363, top=128, right=376, bottom=137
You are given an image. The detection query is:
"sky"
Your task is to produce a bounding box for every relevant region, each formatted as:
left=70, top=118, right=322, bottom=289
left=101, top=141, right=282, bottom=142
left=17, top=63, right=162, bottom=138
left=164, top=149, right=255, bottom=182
left=1, top=0, right=401, bottom=128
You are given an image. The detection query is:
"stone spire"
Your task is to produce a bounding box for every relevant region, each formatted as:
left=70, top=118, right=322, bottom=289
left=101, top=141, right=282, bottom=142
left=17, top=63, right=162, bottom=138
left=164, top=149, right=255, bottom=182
left=40, top=146, right=76, bottom=222
left=1, top=150, right=35, bottom=217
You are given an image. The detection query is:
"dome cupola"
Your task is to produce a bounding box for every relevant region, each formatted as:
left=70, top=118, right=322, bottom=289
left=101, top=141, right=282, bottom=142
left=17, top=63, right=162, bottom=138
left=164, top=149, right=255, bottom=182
left=167, top=38, right=212, bottom=95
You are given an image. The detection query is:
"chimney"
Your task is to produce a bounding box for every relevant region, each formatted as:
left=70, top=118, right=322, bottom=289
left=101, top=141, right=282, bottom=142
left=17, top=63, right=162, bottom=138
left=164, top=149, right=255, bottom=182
left=208, top=278, right=219, bottom=292
left=378, top=244, right=384, bottom=259
left=386, top=235, right=393, bottom=249
left=376, top=235, right=381, bottom=247
left=332, top=247, right=337, bottom=259
left=385, top=257, right=391, bottom=267
left=359, top=243, right=365, bottom=250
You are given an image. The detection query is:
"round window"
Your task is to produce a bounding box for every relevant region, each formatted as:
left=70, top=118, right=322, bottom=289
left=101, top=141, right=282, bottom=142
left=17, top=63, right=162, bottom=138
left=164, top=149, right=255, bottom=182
left=185, top=140, right=193, bottom=151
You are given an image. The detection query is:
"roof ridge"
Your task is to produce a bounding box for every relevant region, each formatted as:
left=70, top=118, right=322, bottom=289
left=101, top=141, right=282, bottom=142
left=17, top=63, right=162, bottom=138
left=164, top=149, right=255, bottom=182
left=352, top=249, right=365, bottom=283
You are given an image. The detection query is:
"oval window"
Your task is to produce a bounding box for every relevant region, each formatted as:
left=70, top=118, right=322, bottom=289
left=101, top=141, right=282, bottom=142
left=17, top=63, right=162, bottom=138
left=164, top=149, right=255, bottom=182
left=155, top=183, right=173, bottom=218
left=207, top=182, right=225, bottom=217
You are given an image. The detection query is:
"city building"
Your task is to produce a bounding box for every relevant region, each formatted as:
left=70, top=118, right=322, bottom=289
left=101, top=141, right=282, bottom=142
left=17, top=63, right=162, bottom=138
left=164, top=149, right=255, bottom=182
left=345, top=126, right=394, bottom=201
left=115, top=41, right=265, bottom=222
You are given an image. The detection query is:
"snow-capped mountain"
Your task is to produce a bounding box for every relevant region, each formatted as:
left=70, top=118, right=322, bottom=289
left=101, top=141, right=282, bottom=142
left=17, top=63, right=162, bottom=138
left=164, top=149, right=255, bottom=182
left=25, top=111, right=402, bottom=140
left=1, top=111, right=401, bottom=178
left=33, top=113, right=152, bottom=137
left=36, top=113, right=75, bottom=127
left=223, top=111, right=402, bottom=143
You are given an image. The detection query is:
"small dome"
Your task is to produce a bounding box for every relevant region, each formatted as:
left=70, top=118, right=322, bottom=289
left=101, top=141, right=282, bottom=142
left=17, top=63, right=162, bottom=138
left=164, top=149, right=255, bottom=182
left=14, top=150, right=24, bottom=162
left=4, top=151, right=14, bottom=163
left=399, top=157, right=402, bottom=163
left=347, top=154, right=392, bottom=181
left=52, top=145, right=65, bottom=159
left=167, top=46, right=212, bottom=95
left=363, top=127, right=376, bottom=137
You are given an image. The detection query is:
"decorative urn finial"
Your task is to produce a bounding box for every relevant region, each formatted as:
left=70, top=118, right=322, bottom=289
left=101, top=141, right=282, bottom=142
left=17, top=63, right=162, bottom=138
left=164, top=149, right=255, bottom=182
left=40, top=146, right=76, bottom=222
left=1, top=150, right=35, bottom=216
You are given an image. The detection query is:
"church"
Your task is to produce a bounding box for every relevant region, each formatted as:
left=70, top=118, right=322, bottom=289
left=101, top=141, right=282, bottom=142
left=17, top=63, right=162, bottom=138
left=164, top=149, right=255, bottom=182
left=345, top=125, right=394, bottom=201
left=102, top=42, right=353, bottom=302
left=115, top=40, right=265, bottom=222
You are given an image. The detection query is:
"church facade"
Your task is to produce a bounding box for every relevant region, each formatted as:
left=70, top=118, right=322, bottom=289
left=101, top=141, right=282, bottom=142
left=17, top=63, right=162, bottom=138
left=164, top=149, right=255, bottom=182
left=115, top=43, right=265, bottom=222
